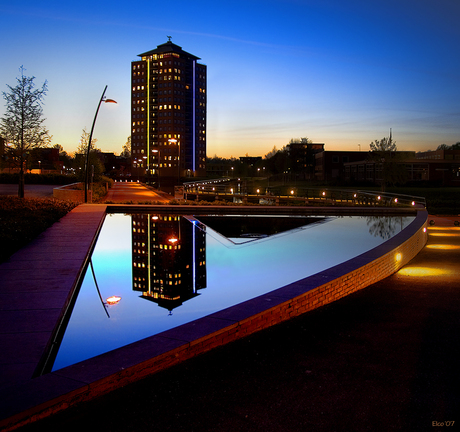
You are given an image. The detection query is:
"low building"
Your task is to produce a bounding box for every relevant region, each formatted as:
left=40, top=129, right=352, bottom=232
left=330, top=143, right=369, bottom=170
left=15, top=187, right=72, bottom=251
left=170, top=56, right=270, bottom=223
left=343, top=150, right=460, bottom=186
left=315, top=151, right=367, bottom=182
left=287, top=142, right=324, bottom=179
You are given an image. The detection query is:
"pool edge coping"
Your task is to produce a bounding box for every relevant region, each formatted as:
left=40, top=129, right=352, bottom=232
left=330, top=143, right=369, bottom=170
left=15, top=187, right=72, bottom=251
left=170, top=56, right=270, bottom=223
left=0, top=206, right=428, bottom=431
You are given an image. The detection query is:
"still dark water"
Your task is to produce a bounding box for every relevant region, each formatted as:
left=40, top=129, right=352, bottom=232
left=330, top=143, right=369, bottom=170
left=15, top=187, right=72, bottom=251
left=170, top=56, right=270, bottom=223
left=52, top=213, right=414, bottom=371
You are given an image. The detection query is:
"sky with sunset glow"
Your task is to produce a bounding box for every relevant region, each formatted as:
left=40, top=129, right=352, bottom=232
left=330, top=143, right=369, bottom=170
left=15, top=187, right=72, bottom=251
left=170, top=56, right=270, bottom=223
left=1, top=0, right=459, bottom=158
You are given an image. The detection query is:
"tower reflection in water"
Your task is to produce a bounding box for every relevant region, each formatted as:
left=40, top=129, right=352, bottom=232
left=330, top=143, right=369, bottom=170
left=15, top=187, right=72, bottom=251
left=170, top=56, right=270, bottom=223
left=131, top=214, right=207, bottom=314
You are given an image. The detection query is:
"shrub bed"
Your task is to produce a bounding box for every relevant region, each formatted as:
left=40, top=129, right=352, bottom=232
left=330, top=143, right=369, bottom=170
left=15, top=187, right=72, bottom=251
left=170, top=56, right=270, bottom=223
left=0, top=197, right=78, bottom=263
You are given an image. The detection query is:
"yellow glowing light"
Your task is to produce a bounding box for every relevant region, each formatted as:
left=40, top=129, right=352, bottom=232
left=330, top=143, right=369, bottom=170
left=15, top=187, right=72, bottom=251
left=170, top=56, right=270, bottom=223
left=423, top=227, right=427, bottom=233
left=426, top=244, right=460, bottom=250
left=322, top=191, right=326, bottom=196
left=428, top=232, right=459, bottom=237
left=395, top=253, right=402, bottom=262
left=398, top=267, right=450, bottom=277
left=428, top=226, right=460, bottom=231
left=106, top=296, right=122, bottom=305
left=168, top=237, right=178, bottom=243
left=291, top=190, right=294, bottom=195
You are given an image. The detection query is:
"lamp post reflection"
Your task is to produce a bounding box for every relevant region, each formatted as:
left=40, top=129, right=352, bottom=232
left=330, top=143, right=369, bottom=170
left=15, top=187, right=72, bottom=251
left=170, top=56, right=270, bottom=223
left=89, top=259, right=121, bottom=318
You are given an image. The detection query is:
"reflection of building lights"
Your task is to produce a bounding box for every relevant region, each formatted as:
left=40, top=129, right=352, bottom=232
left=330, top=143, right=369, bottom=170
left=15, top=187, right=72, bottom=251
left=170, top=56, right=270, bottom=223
left=398, top=267, right=450, bottom=277
left=106, top=296, right=122, bottom=305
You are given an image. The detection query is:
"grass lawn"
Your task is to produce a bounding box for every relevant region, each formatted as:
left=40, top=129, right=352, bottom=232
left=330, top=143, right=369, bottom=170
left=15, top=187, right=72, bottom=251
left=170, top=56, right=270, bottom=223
left=0, top=196, right=77, bottom=263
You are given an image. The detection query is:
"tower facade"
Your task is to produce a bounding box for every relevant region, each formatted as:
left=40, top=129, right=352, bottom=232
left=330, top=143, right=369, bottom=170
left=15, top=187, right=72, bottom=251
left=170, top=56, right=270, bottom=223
left=131, top=40, right=207, bottom=185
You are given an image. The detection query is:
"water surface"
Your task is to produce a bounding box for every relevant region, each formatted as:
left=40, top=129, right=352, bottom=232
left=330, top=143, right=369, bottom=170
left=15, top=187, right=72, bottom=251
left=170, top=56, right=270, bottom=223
left=52, top=213, right=414, bottom=371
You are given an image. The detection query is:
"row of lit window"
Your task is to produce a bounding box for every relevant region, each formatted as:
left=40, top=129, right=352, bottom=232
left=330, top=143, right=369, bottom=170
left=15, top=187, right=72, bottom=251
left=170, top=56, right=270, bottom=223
left=159, top=68, right=181, bottom=74
left=159, top=104, right=181, bottom=110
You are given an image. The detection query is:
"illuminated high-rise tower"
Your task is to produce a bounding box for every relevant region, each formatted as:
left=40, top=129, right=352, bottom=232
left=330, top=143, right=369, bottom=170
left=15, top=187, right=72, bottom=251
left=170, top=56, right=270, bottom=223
left=131, top=39, right=207, bottom=186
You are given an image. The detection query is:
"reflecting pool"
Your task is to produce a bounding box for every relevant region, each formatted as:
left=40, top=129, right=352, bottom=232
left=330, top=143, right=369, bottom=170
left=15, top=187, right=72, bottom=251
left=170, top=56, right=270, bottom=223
left=51, top=213, right=414, bottom=371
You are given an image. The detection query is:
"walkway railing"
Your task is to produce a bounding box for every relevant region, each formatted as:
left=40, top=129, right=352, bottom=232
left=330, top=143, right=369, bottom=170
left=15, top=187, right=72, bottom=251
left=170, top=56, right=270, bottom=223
left=181, top=180, right=426, bottom=208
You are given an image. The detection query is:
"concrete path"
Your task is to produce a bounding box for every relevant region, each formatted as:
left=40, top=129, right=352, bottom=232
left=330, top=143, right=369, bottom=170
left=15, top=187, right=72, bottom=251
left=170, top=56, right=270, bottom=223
left=13, top=215, right=460, bottom=432
left=105, top=182, right=172, bottom=203
left=0, top=182, right=172, bottom=202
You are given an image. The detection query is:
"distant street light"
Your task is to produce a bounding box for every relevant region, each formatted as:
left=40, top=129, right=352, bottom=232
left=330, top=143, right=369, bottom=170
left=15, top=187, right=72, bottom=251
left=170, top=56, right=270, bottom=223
left=85, top=85, right=117, bottom=203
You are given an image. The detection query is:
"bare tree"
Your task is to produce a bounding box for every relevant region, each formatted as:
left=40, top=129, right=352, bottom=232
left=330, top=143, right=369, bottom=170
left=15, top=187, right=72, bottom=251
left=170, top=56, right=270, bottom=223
left=1, top=66, right=51, bottom=197
left=369, top=130, right=406, bottom=191
left=121, top=136, right=131, bottom=158
left=76, top=127, right=98, bottom=154
left=74, top=128, right=103, bottom=181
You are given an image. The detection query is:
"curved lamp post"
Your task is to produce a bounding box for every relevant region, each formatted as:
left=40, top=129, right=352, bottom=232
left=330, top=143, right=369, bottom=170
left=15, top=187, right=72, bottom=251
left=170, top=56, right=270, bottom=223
left=85, top=85, right=117, bottom=202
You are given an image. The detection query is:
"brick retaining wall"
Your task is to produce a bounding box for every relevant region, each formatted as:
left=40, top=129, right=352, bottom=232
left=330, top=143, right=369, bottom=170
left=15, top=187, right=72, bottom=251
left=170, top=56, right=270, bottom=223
left=53, top=183, right=90, bottom=202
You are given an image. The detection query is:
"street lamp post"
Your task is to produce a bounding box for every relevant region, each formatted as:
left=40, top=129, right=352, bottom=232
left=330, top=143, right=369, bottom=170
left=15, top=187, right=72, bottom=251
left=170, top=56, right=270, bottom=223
left=84, top=85, right=117, bottom=203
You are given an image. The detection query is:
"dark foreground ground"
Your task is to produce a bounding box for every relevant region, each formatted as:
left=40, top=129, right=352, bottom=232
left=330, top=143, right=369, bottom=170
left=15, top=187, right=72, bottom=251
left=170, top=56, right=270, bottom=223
left=17, top=216, right=459, bottom=432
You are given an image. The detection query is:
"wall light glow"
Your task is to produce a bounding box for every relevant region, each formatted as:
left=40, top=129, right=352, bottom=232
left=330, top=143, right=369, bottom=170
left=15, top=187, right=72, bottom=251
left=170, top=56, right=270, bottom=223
left=398, top=267, right=450, bottom=277
left=426, top=244, right=460, bottom=250
left=395, top=252, right=402, bottom=262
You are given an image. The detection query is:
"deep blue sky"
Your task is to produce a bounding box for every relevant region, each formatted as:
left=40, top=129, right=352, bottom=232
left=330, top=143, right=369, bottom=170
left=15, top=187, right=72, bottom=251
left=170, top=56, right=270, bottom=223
left=1, top=0, right=459, bottom=157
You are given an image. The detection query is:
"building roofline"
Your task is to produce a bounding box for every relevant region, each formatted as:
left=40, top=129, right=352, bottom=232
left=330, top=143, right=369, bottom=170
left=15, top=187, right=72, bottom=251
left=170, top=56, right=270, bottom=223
left=138, top=41, right=201, bottom=60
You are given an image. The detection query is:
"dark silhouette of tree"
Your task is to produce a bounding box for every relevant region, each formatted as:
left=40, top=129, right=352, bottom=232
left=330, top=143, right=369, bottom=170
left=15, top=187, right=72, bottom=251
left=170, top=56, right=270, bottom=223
left=1, top=67, right=51, bottom=197
left=436, top=142, right=460, bottom=150
left=121, top=136, right=131, bottom=157
left=74, top=128, right=104, bottom=181
left=369, top=131, right=407, bottom=191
